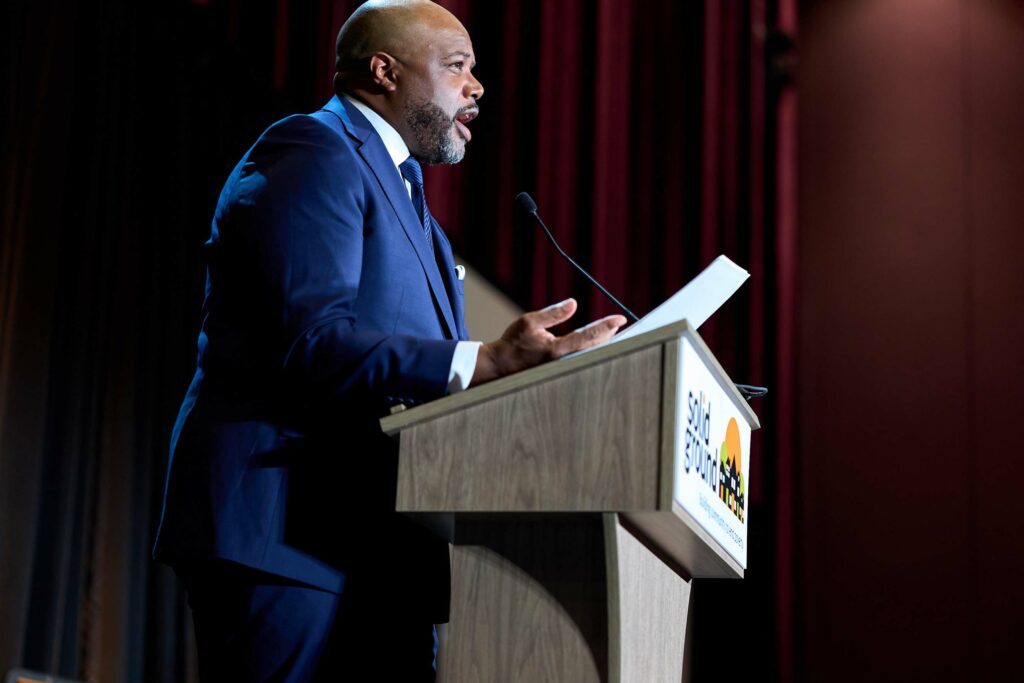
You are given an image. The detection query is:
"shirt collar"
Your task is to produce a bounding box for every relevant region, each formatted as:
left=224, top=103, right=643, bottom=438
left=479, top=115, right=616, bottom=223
left=343, top=94, right=410, bottom=168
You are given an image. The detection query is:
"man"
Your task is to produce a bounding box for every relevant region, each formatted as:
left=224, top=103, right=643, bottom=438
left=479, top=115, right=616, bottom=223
left=154, top=1, right=625, bottom=680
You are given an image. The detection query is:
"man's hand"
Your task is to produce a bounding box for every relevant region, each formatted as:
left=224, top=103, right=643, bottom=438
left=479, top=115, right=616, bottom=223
left=472, top=298, right=627, bottom=385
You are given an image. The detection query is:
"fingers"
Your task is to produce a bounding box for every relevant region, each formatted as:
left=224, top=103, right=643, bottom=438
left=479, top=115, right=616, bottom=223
left=481, top=309, right=627, bottom=384
left=551, top=314, right=627, bottom=358
left=526, top=298, right=578, bottom=329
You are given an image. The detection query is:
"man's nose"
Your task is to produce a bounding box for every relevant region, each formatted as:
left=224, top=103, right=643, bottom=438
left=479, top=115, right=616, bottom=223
left=465, top=73, right=484, bottom=101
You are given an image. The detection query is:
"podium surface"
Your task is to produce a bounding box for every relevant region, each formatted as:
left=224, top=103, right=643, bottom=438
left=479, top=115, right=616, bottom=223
left=381, top=321, right=759, bottom=682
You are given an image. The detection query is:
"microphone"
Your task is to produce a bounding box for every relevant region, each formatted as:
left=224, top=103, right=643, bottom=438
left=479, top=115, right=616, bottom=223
left=515, top=192, right=640, bottom=323
left=516, top=194, right=767, bottom=400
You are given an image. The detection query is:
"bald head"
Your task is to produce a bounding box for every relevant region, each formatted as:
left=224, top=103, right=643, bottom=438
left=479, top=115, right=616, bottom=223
left=332, top=0, right=483, bottom=164
left=335, top=0, right=466, bottom=85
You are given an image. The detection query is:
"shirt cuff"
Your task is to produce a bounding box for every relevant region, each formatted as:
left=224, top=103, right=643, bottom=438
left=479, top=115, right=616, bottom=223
left=447, top=341, right=482, bottom=394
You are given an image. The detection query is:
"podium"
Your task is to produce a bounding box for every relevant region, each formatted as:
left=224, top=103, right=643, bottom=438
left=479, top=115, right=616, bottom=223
left=380, top=321, right=760, bottom=682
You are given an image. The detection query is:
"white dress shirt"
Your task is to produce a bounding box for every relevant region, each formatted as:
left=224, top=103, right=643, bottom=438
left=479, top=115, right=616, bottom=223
left=344, top=95, right=482, bottom=394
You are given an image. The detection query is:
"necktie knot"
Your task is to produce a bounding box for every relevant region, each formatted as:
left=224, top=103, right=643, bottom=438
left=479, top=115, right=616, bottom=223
left=399, top=157, right=424, bottom=188
left=399, top=156, right=433, bottom=252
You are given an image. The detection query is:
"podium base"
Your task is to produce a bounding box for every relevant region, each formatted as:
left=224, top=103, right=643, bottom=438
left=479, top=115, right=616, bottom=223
left=437, top=514, right=692, bottom=683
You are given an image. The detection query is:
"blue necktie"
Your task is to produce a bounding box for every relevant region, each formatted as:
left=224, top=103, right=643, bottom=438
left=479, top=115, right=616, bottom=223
left=399, top=157, right=433, bottom=253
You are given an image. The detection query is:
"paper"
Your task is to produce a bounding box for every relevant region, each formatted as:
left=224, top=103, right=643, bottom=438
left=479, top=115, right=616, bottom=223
left=572, top=255, right=749, bottom=355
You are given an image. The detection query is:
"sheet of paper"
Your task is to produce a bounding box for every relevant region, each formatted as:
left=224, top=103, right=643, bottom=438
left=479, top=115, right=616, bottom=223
left=570, top=255, right=749, bottom=356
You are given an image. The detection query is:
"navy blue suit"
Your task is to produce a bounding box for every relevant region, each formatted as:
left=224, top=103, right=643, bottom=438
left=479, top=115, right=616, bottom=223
left=155, top=96, right=468, bottom=679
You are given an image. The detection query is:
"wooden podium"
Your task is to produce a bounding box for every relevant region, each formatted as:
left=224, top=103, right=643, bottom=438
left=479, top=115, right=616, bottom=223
left=380, top=321, right=760, bottom=682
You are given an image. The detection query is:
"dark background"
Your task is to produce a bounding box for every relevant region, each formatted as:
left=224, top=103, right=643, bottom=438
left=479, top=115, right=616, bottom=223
left=1, top=0, right=1021, bottom=681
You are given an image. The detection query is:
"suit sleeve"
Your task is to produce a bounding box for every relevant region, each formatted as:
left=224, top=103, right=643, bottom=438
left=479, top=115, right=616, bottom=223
left=211, top=115, right=457, bottom=406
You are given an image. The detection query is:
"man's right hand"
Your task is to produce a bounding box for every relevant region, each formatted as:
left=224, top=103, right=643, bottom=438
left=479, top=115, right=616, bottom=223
left=471, top=298, right=627, bottom=386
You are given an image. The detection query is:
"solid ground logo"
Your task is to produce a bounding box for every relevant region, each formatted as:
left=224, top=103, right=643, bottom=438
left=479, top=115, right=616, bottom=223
left=718, top=417, right=745, bottom=522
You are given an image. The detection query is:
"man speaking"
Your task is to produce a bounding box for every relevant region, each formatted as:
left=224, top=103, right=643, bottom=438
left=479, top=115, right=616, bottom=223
left=153, top=0, right=626, bottom=680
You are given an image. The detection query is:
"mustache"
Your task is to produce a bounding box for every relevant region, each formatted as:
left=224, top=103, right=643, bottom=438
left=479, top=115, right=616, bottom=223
left=453, top=105, right=479, bottom=120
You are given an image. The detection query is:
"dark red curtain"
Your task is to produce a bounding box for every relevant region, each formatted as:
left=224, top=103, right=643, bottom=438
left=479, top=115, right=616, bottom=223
left=0, top=1, right=797, bottom=680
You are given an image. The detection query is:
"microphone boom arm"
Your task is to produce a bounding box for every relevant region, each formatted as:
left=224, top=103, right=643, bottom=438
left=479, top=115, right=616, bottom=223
left=517, top=193, right=640, bottom=323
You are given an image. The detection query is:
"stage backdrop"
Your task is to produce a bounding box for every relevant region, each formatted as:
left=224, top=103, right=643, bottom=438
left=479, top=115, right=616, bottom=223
left=796, top=1, right=1024, bottom=679
left=0, top=1, right=797, bottom=681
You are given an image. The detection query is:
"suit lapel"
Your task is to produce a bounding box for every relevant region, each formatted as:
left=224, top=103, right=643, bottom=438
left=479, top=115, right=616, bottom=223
left=320, top=96, right=458, bottom=340
left=432, top=221, right=468, bottom=341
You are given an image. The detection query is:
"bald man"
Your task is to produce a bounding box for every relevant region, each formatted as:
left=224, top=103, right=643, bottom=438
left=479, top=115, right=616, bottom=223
left=154, top=1, right=624, bottom=680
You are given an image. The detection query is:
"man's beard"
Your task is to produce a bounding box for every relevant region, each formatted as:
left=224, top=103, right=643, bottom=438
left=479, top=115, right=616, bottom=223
left=404, top=99, right=465, bottom=165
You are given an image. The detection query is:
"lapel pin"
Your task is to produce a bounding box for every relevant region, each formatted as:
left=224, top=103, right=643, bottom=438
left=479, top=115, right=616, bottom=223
left=455, top=265, right=466, bottom=281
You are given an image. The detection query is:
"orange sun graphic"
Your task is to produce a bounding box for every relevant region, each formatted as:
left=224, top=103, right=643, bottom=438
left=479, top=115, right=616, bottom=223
left=725, top=418, right=742, bottom=475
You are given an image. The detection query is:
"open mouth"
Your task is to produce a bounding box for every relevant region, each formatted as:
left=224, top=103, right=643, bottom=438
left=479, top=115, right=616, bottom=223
left=454, top=108, right=478, bottom=141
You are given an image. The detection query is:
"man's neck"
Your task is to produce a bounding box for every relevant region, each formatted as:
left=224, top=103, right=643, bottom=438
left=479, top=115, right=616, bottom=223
left=342, top=93, right=410, bottom=167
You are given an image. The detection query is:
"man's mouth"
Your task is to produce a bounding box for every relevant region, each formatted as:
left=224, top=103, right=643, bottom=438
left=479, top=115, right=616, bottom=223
left=454, top=107, right=478, bottom=141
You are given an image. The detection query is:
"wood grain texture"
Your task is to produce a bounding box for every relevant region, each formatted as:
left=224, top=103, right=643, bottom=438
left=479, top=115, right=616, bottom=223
left=381, top=322, right=757, bottom=435
left=396, top=345, right=663, bottom=512
left=393, top=325, right=753, bottom=577
left=382, top=324, right=759, bottom=679
left=439, top=516, right=609, bottom=682
left=658, top=339, right=680, bottom=510
left=381, top=321, right=693, bottom=435
left=605, top=514, right=690, bottom=682
left=622, top=506, right=743, bottom=579
left=437, top=515, right=695, bottom=682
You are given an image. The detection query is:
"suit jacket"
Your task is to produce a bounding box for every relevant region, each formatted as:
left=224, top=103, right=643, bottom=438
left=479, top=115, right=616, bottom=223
left=154, top=96, right=468, bottom=621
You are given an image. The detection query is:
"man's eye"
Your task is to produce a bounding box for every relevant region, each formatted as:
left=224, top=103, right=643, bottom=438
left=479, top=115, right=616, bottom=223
left=448, top=61, right=464, bottom=71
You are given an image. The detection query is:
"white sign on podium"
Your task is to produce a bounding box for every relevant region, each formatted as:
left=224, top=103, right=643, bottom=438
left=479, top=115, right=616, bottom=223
left=673, top=336, right=752, bottom=567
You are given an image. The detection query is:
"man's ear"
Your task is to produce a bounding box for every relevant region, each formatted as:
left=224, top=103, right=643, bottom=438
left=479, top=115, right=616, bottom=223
left=369, top=53, right=399, bottom=92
